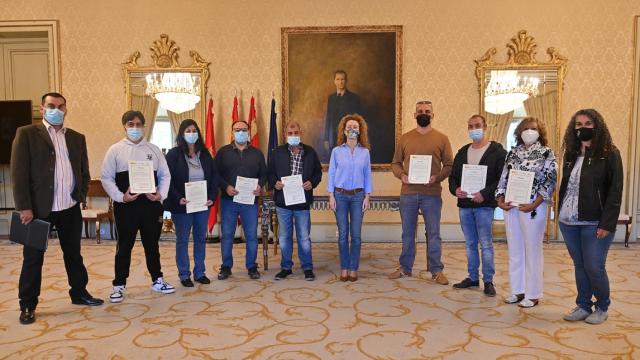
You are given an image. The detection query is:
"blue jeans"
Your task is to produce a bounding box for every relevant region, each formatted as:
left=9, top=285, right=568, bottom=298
left=459, top=207, right=495, bottom=282
left=220, top=197, right=258, bottom=270
left=334, top=191, right=365, bottom=271
left=276, top=207, right=313, bottom=271
left=399, top=194, right=443, bottom=274
left=559, top=223, right=615, bottom=312
left=173, top=211, right=209, bottom=281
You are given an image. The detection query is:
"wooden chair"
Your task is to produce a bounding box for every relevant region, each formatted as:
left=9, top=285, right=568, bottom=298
left=617, top=214, right=632, bottom=247
left=81, top=179, right=114, bottom=244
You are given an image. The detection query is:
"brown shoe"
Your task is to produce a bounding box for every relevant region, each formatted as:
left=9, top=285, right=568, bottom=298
left=388, top=268, right=412, bottom=279
left=339, top=275, right=349, bottom=282
left=349, top=272, right=358, bottom=282
left=432, top=272, right=449, bottom=285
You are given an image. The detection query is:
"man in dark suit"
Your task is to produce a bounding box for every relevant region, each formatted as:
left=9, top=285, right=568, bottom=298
left=11, top=92, right=103, bottom=325
left=322, top=70, right=361, bottom=162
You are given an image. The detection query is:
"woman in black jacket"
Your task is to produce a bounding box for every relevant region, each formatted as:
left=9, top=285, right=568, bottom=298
left=558, top=109, right=623, bottom=325
left=164, top=119, right=219, bottom=287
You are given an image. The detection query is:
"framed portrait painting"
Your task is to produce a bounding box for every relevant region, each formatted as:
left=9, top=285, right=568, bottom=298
left=281, top=25, right=402, bottom=169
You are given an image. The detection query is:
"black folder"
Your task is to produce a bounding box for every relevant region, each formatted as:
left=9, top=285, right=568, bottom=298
left=9, top=212, right=50, bottom=251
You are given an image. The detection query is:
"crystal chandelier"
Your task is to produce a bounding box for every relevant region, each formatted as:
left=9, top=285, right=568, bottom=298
left=145, top=73, right=201, bottom=114
left=484, top=70, right=539, bottom=115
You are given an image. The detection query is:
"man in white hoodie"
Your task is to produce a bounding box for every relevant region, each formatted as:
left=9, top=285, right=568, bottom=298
left=101, top=110, right=174, bottom=303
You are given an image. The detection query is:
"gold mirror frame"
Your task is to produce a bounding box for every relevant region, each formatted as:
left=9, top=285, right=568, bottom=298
left=121, top=34, right=210, bottom=128
left=475, top=30, right=568, bottom=240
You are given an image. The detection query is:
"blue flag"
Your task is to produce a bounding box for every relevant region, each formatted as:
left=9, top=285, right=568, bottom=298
left=267, top=98, right=278, bottom=170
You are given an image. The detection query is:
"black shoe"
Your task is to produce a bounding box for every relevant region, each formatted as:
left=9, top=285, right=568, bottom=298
left=218, top=266, right=232, bottom=280
left=195, top=275, right=211, bottom=284
left=71, top=294, right=104, bottom=306
left=274, top=269, right=292, bottom=280
left=484, top=282, right=496, bottom=297
left=181, top=278, right=194, bottom=287
left=248, top=267, right=261, bottom=280
left=304, top=270, right=316, bottom=281
left=452, top=278, right=480, bottom=289
left=19, top=309, right=35, bottom=325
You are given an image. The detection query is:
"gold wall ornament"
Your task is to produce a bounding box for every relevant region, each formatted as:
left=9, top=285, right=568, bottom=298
left=150, top=34, right=179, bottom=68
left=475, top=30, right=568, bottom=241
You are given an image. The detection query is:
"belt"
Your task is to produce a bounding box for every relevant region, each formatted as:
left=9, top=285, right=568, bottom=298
left=334, top=187, right=363, bottom=195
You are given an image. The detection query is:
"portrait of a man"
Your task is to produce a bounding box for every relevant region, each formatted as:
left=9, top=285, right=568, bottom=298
left=323, top=70, right=362, bottom=161
left=282, top=26, right=402, bottom=167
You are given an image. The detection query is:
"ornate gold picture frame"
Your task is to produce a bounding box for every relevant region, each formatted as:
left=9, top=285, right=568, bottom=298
left=281, top=25, right=403, bottom=169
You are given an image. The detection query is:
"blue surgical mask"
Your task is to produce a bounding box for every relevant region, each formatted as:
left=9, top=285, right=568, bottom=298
left=44, top=108, right=64, bottom=126
left=287, top=136, right=300, bottom=146
left=126, top=128, right=144, bottom=142
left=234, top=130, right=249, bottom=144
left=346, top=129, right=359, bottom=139
left=184, top=132, right=199, bottom=144
left=468, top=128, right=484, bottom=141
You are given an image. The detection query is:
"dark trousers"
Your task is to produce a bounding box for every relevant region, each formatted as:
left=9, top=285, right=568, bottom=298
left=113, top=200, right=164, bottom=286
left=19, top=203, right=88, bottom=310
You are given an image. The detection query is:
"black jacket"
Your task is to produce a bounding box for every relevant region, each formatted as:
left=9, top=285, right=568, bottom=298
left=558, top=146, right=623, bottom=232
left=215, top=143, right=267, bottom=200
left=164, top=147, right=219, bottom=214
left=268, top=144, right=322, bottom=210
left=11, top=124, right=90, bottom=218
left=448, top=141, right=506, bottom=208
left=323, top=90, right=361, bottom=161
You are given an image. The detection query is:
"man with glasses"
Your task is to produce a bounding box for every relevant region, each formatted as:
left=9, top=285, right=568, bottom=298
left=215, top=120, right=267, bottom=280
left=101, top=110, right=174, bottom=303
left=11, top=92, right=104, bottom=325
left=389, top=100, right=453, bottom=285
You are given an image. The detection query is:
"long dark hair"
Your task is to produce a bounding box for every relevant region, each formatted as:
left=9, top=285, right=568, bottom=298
left=562, top=109, right=614, bottom=163
left=176, top=119, right=205, bottom=154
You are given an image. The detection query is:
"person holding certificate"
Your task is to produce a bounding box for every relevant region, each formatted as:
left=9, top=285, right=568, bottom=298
left=558, top=109, right=623, bottom=324
left=328, top=114, right=372, bottom=282
left=101, top=110, right=175, bottom=303
left=448, top=114, right=506, bottom=296
left=389, top=100, right=453, bottom=285
left=496, top=116, right=557, bottom=308
left=268, top=121, right=322, bottom=281
left=164, top=119, right=219, bottom=287
left=11, top=92, right=103, bottom=325
left=214, top=120, right=267, bottom=280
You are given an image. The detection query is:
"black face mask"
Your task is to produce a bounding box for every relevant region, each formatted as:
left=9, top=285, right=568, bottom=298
left=575, top=127, right=595, bottom=141
left=416, top=114, right=431, bottom=127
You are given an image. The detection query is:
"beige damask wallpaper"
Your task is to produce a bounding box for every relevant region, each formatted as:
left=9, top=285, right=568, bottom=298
left=1, top=0, right=639, bottom=223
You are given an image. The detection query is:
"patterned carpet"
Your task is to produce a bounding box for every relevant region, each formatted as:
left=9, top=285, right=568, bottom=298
left=0, top=239, right=638, bottom=359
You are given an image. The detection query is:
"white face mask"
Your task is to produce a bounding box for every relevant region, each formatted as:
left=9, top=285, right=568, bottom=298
left=521, top=129, right=540, bottom=145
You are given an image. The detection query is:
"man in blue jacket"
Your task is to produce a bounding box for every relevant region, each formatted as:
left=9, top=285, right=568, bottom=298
left=268, top=121, right=322, bottom=281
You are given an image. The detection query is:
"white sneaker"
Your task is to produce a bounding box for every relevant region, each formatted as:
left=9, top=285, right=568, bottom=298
left=584, top=308, right=608, bottom=324
left=151, top=277, right=175, bottom=294
left=110, top=285, right=125, bottom=303
left=563, top=307, right=592, bottom=321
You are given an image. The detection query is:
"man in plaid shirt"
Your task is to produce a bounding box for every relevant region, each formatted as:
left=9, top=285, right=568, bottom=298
left=268, top=121, right=323, bottom=281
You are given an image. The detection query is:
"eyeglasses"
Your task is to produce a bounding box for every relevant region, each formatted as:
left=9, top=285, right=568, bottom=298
left=233, top=128, right=248, bottom=132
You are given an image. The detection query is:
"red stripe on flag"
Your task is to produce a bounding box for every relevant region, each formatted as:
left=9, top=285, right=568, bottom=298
left=248, top=96, right=259, bottom=147
left=205, top=97, right=218, bottom=231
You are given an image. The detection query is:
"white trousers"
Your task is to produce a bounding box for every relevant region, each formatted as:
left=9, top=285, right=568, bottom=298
left=504, top=203, right=546, bottom=299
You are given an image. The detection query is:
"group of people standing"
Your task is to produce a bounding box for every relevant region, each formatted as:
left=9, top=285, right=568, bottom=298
left=11, top=91, right=622, bottom=327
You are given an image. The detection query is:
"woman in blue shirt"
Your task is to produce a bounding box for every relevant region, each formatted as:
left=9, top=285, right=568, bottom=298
left=327, top=114, right=372, bottom=282
left=164, top=119, right=219, bottom=287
